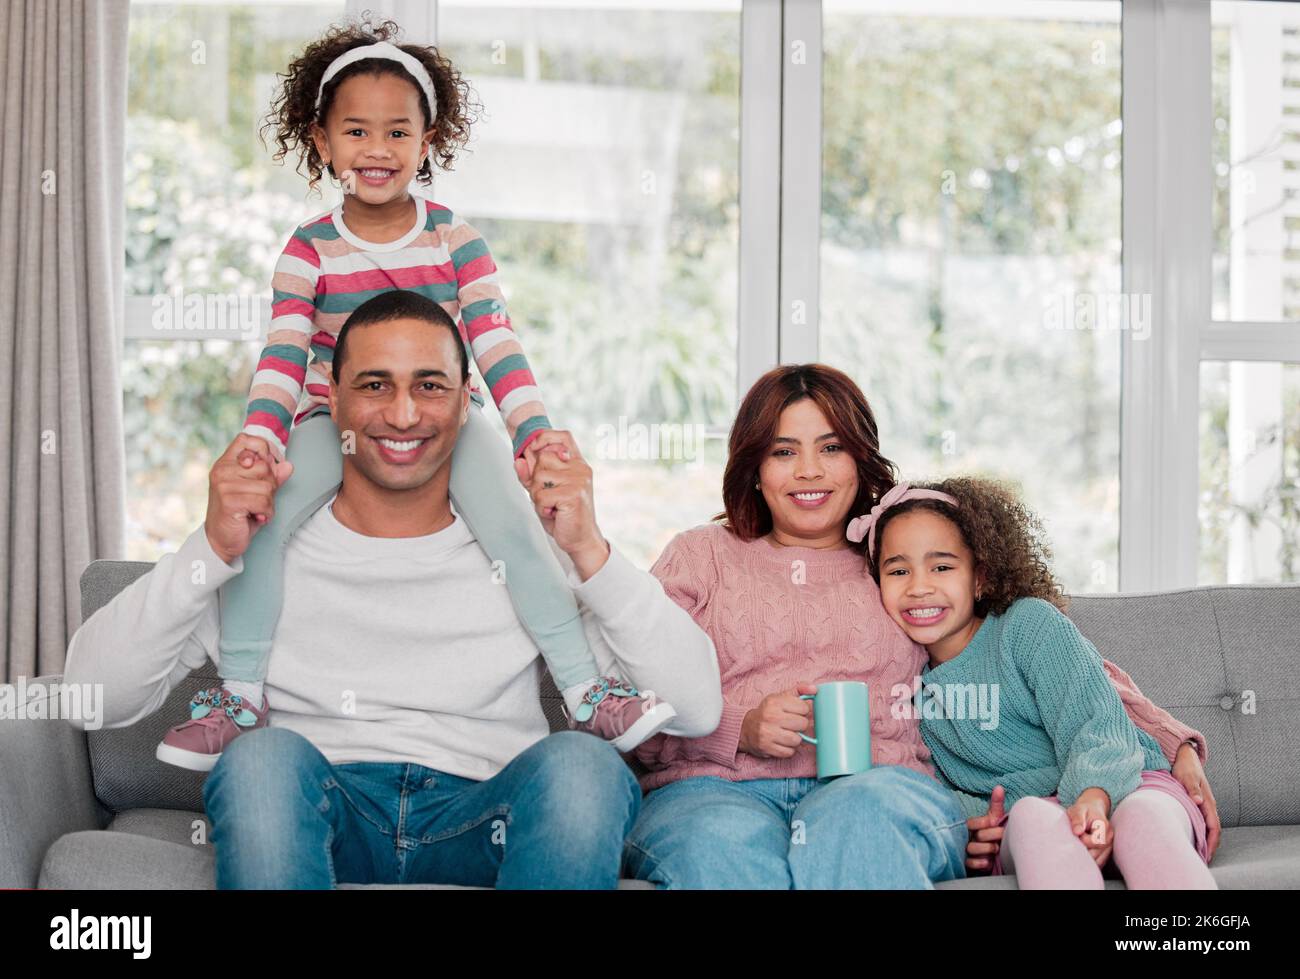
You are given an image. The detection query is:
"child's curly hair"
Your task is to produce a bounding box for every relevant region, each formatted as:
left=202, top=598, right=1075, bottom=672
left=868, top=476, right=1068, bottom=616
left=260, top=15, right=480, bottom=193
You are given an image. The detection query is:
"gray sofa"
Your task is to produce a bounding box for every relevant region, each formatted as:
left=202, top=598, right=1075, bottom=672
left=2, top=560, right=1298, bottom=889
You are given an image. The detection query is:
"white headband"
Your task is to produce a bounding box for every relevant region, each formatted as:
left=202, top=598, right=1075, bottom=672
left=315, top=41, right=438, bottom=123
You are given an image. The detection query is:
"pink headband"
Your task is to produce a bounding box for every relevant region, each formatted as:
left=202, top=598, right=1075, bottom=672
left=846, top=482, right=959, bottom=561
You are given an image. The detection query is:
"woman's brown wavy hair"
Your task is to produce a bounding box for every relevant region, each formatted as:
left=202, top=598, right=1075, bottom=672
left=717, top=363, right=896, bottom=551
left=260, top=14, right=480, bottom=193
left=867, top=476, right=1068, bottom=617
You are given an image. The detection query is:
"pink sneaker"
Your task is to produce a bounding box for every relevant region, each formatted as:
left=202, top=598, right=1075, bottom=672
left=155, top=687, right=269, bottom=772
left=563, top=676, right=677, bottom=752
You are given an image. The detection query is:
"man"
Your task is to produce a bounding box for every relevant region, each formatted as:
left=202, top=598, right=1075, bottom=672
left=63, top=290, right=721, bottom=888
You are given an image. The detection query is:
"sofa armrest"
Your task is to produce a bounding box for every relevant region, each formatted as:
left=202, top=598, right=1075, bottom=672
left=0, top=674, right=106, bottom=887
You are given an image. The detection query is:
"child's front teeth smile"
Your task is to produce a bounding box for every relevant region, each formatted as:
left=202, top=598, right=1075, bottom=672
left=902, top=606, right=947, bottom=626
left=357, top=167, right=396, bottom=184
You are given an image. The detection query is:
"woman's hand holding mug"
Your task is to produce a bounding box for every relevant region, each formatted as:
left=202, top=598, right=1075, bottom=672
left=739, top=683, right=818, bottom=759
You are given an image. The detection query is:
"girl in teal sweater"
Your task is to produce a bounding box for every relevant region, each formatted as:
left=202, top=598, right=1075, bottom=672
left=849, top=477, right=1215, bottom=889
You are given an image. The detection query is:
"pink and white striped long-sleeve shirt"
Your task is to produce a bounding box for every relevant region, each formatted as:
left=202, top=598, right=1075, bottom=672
left=245, top=196, right=550, bottom=461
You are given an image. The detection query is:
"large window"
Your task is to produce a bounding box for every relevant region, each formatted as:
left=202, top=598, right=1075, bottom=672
left=122, top=0, right=1299, bottom=590
left=1212, top=0, right=1300, bottom=323
left=434, top=1, right=740, bottom=566
left=1201, top=1, right=1300, bottom=584
left=1200, top=361, right=1300, bottom=583
left=123, top=0, right=737, bottom=568
left=821, top=0, right=1123, bottom=594
left=125, top=1, right=346, bottom=560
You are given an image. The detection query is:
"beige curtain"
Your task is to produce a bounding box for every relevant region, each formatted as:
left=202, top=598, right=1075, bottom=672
left=0, top=0, right=129, bottom=682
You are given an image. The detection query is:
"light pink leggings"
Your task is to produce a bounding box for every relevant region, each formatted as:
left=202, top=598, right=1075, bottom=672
left=1000, top=789, right=1217, bottom=889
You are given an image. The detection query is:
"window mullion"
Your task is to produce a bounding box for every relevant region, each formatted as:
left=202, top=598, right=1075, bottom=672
left=777, top=0, right=822, bottom=366
left=738, top=0, right=785, bottom=399
left=1120, top=0, right=1211, bottom=591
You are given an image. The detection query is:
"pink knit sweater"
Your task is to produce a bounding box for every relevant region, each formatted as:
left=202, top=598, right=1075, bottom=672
left=636, top=523, right=1208, bottom=794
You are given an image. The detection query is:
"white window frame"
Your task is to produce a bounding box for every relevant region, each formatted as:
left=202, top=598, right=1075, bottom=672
left=777, top=0, right=822, bottom=368
left=1123, top=0, right=1300, bottom=591
left=1120, top=0, right=1210, bottom=592
left=738, top=0, right=785, bottom=394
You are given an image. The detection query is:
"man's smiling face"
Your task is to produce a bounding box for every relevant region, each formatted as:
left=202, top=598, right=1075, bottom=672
left=328, top=315, right=469, bottom=492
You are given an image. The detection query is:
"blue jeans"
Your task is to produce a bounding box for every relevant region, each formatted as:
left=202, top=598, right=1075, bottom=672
left=622, top=765, right=968, bottom=889
left=202, top=727, right=640, bottom=889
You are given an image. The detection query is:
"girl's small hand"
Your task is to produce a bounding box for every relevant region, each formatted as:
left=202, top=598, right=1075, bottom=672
left=1172, top=742, right=1220, bottom=863
left=1068, top=788, right=1113, bottom=867
left=236, top=446, right=292, bottom=523
left=512, top=430, right=607, bottom=575
left=513, top=432, right=568, bottom=518
left=965, top=784, right=1007, bottom=873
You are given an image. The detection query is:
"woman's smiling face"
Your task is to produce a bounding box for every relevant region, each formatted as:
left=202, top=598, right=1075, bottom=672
left=757, top=398, right=860, bottom=548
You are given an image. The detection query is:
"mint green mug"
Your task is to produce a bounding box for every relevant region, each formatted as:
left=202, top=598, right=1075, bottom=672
left=800, top=681, right=872, bottom=778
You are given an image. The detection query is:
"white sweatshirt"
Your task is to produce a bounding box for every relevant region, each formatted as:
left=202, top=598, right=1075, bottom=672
left=63, top=497, right=722, bottom=781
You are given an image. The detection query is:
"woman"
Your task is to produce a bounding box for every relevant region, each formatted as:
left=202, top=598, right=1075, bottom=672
left=624, top=364, right=1218, bottom=889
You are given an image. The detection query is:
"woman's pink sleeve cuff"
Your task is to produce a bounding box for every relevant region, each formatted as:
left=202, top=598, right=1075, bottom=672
left=1149, top=721, right=1208, bottom=766
left=691, top=701, right=749, bottom=769
left=1177, top=731, right=1209, bottom=765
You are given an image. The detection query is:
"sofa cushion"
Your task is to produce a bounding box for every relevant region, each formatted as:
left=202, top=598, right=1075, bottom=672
left=40, top=826, right=214, bottom=889
left=39, top=808, right=654, bottom=889
left=936, top=824, right=1300, bottom=890
left=1065, top=584, right=1300, bottom=827
left=44, top=808, right=1291, bottom=890
left=1205, top=586, right=1300, bottom=826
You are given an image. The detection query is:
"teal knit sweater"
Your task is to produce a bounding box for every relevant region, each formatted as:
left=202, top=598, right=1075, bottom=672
left=919, top=597, right=1169, bottom=821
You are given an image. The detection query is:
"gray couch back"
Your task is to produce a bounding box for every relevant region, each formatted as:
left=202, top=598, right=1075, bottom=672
left=1064, top=586, right=1299, bottom=827
left=77, top=560, right=1300, bottom=825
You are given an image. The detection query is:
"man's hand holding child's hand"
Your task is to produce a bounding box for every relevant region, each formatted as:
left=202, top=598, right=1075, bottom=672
left=204, top=434, right=293, bottom=567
